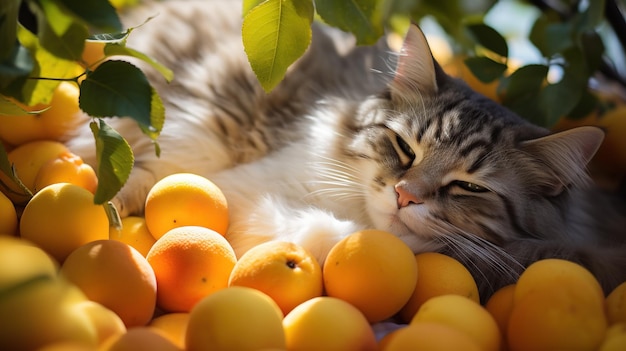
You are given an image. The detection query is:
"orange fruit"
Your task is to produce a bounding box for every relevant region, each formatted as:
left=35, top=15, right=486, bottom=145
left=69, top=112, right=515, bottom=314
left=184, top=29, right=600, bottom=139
left=0, top=236, right=59, bottom=293
left=80, top=40, right=106, bottom=68
left=0, top=82, right=82, bottom=146
left=379, top=322, right=483, bottom=351
left=598, top=323, right=626, bottom=351
left=485, top=284, right=516, bottom=347
left=34, top=151, right=98, bottom=194
left=19, top=182, right=109, bottom=262
left=282, top=296, right=377, bottom=351
left=99, top=327, right=180, bottom=351
left=0, top=140, right=69, bottom=204
left=228, top=241, right=323, bottom=315
left=149, top=312, right=189, bottom=350
left=606, top=281, right=626, bottom=325
left=60, top=239, right=157, bottom=327
left=144, top=173, right=229, bottom=240
left=398, top=252, right=479, bottom=323
left=507, top=286, right=607, bottom=351
left=513, top=259, right=604, bottom=306
left=0, top=276, right=98, bottom=350
left=146, top=226, right=237, bottom=312
left=73, top=300, right=126, bottom=345
left=186, top=286, right=286, bottom=351
left=322, top=229, right=418, bottom=323
left=109, top=216, right=156, bottom=257
left=0, top=191, right=18, bottom=236
left=411, top=294, right=501, bottom=351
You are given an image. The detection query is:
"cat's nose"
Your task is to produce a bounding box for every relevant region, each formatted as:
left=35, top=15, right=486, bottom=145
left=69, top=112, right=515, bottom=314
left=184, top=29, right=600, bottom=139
left=395, top=183, right=423, bottom=208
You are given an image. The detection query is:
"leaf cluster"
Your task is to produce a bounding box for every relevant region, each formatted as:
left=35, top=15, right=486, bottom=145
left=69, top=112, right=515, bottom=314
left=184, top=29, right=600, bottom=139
left=243, top=0, right=624, bottom=127
left=0, top=0, right=171, bottom=205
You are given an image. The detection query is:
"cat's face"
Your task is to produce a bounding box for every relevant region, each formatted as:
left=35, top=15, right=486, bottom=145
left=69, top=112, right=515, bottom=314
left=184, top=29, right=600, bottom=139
left=344, top=25, right=604, bottom=252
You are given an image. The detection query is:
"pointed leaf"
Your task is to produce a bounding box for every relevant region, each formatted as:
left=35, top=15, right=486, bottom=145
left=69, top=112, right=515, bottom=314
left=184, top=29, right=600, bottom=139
left=243, top=0, right=266, bottom=16
left=138, top=86, right=165, bottom=156
left=242, top=0, right=314, bottom=92
left=37, top=0, right=88, bottom=61
left=53, top=0, right=122, bottom=33
left=90, top=119, right=134, bottom=204
left=0, top=0, right=20, bottom=60
left=315, top=0, right=383, bottom=45
left=0, top=142, right=32, bottom=201
left=80, top=60, right=152, bottom=128
left=499, top=64, right=549, bottom=102
left=0, top=42, right=34, bottom=91
left=13, top=25, right=81, bottom=105
left=104, top=44, right=174, bottom=82
left=466, top=23, right=509, bottom=58
left=0, top=95, right=49, bottom=115
left=464, top=56, right=508, bottom=83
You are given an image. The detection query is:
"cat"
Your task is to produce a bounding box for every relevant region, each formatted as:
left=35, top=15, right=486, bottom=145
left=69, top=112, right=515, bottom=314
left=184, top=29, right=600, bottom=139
left=68, top=0, right=626, bottom=302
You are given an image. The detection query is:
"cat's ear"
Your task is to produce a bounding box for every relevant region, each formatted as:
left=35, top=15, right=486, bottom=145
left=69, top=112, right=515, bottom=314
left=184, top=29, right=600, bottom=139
left=390, top=24, right=439, bottom=102
left=521, top=126, right=604, bottom=195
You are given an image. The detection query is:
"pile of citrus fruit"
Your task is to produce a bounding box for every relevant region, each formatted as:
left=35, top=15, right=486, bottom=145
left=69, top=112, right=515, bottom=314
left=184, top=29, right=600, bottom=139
left=2, top=64, right=626, bottom=351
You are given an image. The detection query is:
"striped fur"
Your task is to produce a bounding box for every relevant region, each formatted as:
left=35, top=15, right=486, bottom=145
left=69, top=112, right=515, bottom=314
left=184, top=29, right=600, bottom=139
left=68, top=0, right=626, bottom=301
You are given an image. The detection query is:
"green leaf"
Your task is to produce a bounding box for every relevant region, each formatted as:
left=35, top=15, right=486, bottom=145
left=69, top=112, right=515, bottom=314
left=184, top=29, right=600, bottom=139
left=464, top=56, right=508, bottom=83
left=579, top=31, right=605, bottom=73
left=0, top=0, right=20, bottom=60
left=466, top=23, right=509, bottom=58
left=37, top=0, right=88, bottom=61
left=12, top=25, right=81, bottom=105
left=90, top=119, right=134, bottom=204
left=79, top=60, right=152, bottom=128
left=0, top=95, right=48, bottom=115
left=499, top=64, right=549, bottom=103
left=539, top=80, right=583, bottom=127
left=566, top=89, right=598, bottom=120
left=53, top=0, right=122, bottom=33
left=578, top=0, right=605, bottom=31
left=138, top=86, right=165, bottom=156
left=104, top=44, right=174, bottom=82
left=0, top=42, right=34, bottom=91
left=242, top=0, right=314, bottom=92
left=243, top=0, right=266, bottom=16
left=315, top=0, right=382, bottom=45
left=0, top=142, right=32, bottom=202
left=544, top=22, right=574, bottom=56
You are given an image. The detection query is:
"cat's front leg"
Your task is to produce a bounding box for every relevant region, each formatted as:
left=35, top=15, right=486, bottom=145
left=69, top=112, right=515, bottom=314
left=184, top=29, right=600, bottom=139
left=225, top=195, right=364, bottom=265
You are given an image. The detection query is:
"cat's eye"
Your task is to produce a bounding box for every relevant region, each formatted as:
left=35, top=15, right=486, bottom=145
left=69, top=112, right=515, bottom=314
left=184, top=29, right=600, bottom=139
left=453, top=180, right=489, bottom=193
left=395, top=134, right=415, bottom=161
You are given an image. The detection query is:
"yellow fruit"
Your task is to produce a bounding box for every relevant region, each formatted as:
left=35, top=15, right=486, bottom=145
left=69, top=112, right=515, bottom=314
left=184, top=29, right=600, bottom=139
left=144, top=173, right=229, bottom=240
left=379, top=322, right=483, bottom=351
left=34, top=151, right=98, bottom=194
left=282, top=296, right=377, bottom=351
left=507, top=287, right=608, bottom=351
left=398, top=252, right=479, bottom=323
left=60, top=239, right=157, bottom=327
left=73, top=300, right=127, bottom=345
left=185, top=286, right=286, bottom=351
left=0, top=277, right=98, bottom=350
left=411, top=294, right=501, bottom=351
left=0, top=236, right=59, bottom=293
left=80, top=40, right=106, bottom=68
left=322, top=229, right=418, bottom=323
left=0, top=140, right=69, bottom=204
left=485, top=284, right=516, bottom=346
left=110, top=216, right=156, bottom=257
left=99, top=327, right=181, bottom=351
left=599, top=323, right=626, bottom=351
left=37, top=341, right=95, bottom=351
left=146, top=226, right=237, bottom=312
left=514, top=259, right=604, bottom=306
left=19, top=182, right=109, bottom=262
left=149, top=313, right=190, bottom=350
left=228, top=241, right=323, bottom=315
left=0, top=192, right=18, bottom=236
left=607, top=281, right=626, bottom=325
left=0, top=82, right=82, bottom=146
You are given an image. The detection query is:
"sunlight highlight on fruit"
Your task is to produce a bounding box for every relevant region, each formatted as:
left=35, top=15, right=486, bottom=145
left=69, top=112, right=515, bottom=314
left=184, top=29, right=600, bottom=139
left=323, top=229, right=418, bottom=323
left=145, top=173, right=229, bottom=239
left=228, top=241, right=323, bottom=315
left=146, top=226, right=237, bottom=312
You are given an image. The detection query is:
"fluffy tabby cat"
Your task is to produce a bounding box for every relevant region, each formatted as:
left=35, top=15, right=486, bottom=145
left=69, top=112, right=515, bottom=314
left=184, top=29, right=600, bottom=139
left=69, top=0, right=626, bottom=301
